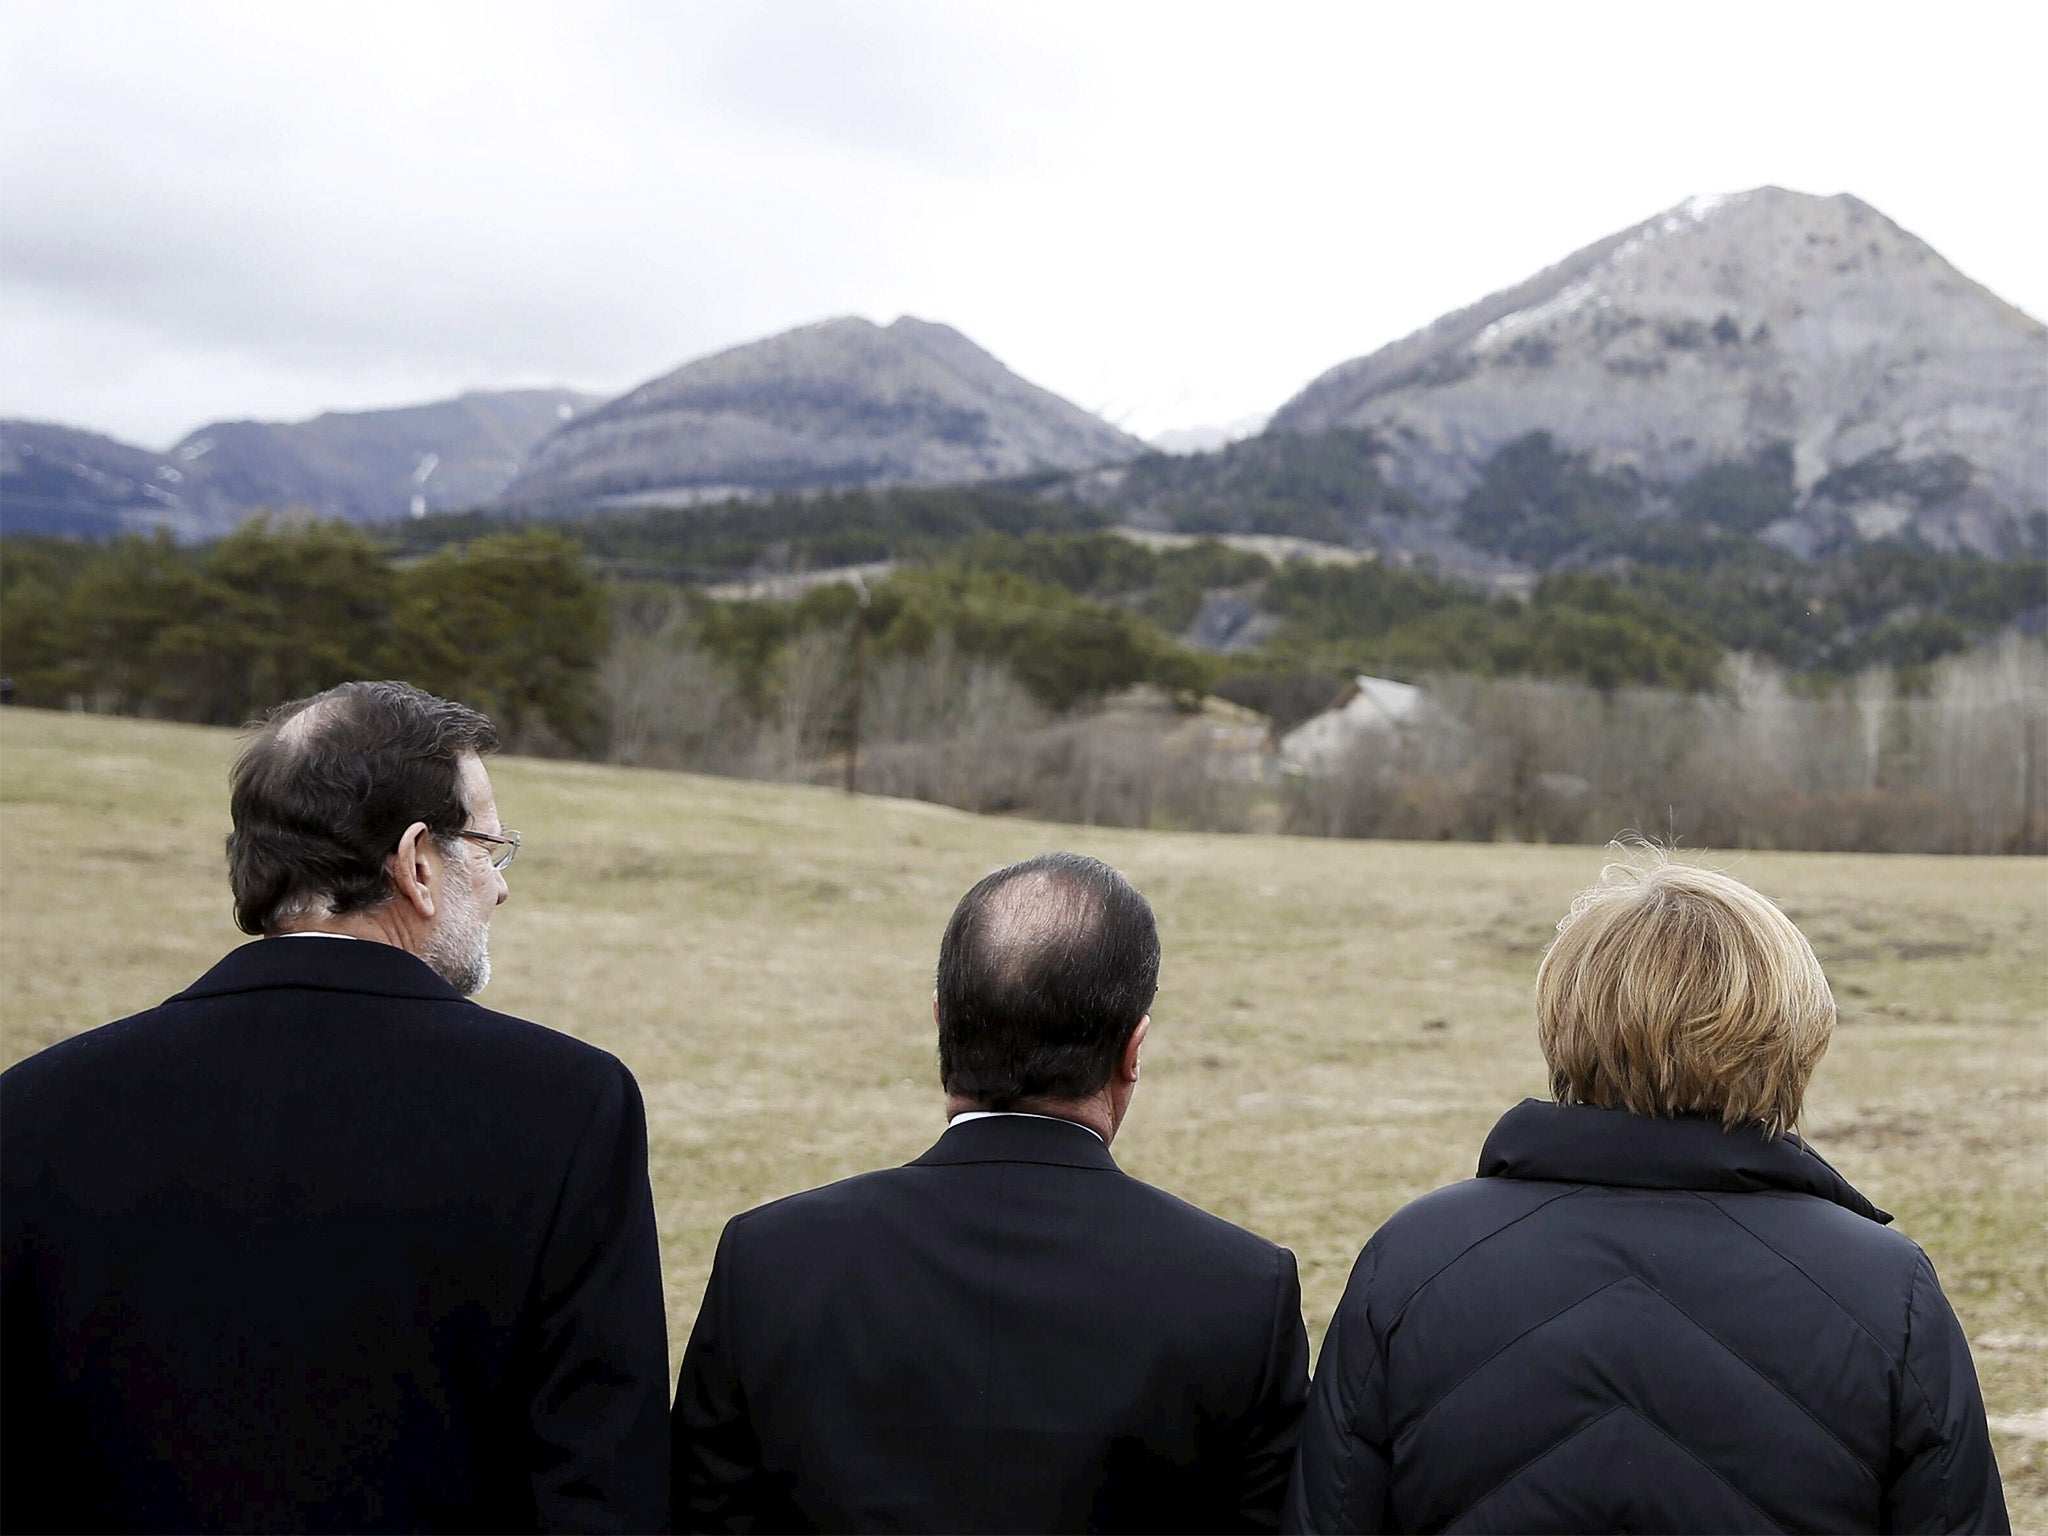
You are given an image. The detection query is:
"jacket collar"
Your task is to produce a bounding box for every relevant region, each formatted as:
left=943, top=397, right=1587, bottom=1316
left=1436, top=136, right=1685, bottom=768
left=911, top=1113, right=1120, bottom=1173
left=1479, top=1098, right=1891, bottom=1225
left=169, top=937, right=467, bottom=1006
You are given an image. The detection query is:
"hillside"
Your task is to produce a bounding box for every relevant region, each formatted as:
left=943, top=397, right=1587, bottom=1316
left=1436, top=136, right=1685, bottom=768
left=2, top=389, right=597, bottom=538
left=1266, top=188, right=2046, bottom=558
left=499, top=316, right=1145, bottom=509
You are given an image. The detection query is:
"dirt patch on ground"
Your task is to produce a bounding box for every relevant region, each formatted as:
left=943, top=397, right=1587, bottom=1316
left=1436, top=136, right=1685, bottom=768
left=1804, top=1110, right=1933, bottom=1149
left=1978, top=1334, right=2048, bottom=1354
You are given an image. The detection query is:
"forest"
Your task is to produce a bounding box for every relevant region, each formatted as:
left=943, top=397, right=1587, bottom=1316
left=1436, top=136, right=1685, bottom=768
left=3, top=505, right=2043, bottom=854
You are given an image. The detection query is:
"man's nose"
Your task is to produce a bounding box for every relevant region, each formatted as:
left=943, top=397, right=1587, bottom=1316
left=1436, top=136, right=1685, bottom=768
left=492, top=866, right=510, bottom=907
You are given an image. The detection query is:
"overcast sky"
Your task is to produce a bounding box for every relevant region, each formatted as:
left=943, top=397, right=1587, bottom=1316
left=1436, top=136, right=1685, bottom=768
left=3, top=0, right=2042, bottom=448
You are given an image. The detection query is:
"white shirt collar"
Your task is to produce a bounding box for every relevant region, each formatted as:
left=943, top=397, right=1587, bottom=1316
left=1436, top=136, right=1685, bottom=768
left=272, top=931, right=359, bottom=939
left=947, top=1109, right=1105, bottom=1145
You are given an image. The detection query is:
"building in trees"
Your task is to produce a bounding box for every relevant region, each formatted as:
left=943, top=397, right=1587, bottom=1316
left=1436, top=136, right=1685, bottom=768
left=1278, top=675, right=1430, bottom=776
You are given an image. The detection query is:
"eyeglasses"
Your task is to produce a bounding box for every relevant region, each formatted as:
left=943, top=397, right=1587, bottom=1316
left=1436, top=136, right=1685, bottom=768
left=454, top=828, right=521, bottom=871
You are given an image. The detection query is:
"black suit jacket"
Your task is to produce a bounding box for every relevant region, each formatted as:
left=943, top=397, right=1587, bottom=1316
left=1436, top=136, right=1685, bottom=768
left=672, top=1114, right=1308, bottom=1534
left=1, top=938, right=670, bottom=1533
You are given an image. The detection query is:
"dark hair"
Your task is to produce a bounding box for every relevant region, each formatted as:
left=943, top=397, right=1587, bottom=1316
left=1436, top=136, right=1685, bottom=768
left=936, top=852, right=1160, bottom=1108
left=226, top=681, right=499, bottom=934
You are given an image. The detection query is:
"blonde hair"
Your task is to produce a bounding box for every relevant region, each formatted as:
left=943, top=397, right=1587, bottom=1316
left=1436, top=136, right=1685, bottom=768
left=1535, top=852, right=1835, bottom=1136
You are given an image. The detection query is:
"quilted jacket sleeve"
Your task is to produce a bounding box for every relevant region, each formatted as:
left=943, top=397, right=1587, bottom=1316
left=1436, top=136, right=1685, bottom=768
left=1284, top=1248, right=1394, bottom=1534
left=1883, top=1251, right=2009, bottom=1534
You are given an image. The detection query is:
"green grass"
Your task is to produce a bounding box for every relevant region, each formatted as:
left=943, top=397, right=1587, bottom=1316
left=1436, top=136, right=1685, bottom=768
left=4, top=706, right=2044, bottom=1523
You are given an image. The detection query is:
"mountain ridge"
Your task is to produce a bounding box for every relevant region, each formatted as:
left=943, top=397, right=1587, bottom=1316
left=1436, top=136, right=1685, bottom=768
left=1268, top=187, right=2046, bottom=556
left=499, top=315, right=1145, bottom=508
left=8, top=189, right=2043, bottom=563
left=1, top=388, right=597, bottom=538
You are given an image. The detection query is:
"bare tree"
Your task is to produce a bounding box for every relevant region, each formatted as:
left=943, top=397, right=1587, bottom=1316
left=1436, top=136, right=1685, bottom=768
left=1851, top=666, right=1893, bottom=790
left=855, top=636, right=1045, bottom=811
left=1916, top=634, right=2048, bottom=852
left=766, top=627, right=850, bottom=782
left=1276, top=641, right=2048, bottom=854
left=601, top=600, right=745, bottom=771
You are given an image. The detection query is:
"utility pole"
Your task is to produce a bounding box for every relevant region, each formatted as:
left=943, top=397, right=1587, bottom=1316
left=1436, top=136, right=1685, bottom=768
left=844, top=574, right=870, bottom=794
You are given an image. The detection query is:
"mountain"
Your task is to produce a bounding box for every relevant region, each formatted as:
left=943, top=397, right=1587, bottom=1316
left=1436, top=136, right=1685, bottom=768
left=1269, top=188, right=2047, bottom=557
left=0, top=421, right=203, bottom=539
left=1150, top=412, right=1271, bottom=455
left=499, top=316, right=1145, bottom=509
left=2, top=389, right=597, bottom=539
left=173, top=389, right=599, bottom=525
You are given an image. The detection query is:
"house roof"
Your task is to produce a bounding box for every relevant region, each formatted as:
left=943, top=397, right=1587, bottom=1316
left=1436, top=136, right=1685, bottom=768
left=1333, top=674, right=1424, bottom=724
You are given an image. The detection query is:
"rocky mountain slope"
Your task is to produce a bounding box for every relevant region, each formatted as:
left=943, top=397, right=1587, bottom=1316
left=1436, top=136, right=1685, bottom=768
left=499, top=316, right=1144, bottom=509
left=2, top=389, right=596, bottom=538
left=1268, top=188, right=2046, bottom=557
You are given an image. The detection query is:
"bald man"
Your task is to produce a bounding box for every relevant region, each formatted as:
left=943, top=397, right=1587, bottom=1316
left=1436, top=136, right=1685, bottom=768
left=671, top=852, right=1308, bottom=1534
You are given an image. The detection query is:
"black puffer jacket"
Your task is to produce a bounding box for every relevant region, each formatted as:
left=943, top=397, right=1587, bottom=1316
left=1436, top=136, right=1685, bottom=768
left=1286, top=1100, right=2007, bottom=1534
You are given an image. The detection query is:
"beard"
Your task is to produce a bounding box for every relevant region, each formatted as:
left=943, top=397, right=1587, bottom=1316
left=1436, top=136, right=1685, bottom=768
left=424, top=859, right=493, bottom=998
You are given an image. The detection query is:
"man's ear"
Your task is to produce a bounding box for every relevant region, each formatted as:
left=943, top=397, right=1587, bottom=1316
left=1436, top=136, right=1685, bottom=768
left=389, top=821, right=438, bottom=920
left=1120, top=1014, right=1151, bottom=1083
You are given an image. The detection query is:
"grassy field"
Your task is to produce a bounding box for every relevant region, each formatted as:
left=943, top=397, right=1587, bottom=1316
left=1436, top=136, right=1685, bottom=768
left=4, top=706, right=2044, bottom=1524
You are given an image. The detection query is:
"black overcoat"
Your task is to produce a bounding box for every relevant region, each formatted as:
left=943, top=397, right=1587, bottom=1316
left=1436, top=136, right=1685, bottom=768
left=672, top=1113, right=1310, bottom=1533
left=1285, top=1099, right=2007, bottom=1534
left=1, top=938, right=670, bottom=1533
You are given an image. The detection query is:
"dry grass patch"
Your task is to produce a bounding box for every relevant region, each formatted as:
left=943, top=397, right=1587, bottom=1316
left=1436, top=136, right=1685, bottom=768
left=4, top=707, right=2044, bottom=1525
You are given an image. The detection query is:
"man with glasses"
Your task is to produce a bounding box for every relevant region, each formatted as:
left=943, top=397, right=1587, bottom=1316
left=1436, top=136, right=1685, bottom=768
left=2, top=681, right=668, bottom=1533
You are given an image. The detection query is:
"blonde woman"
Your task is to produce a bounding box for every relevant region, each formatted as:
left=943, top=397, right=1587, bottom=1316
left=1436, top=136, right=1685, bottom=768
left=1286, top=855, right=2007, bottom=1535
